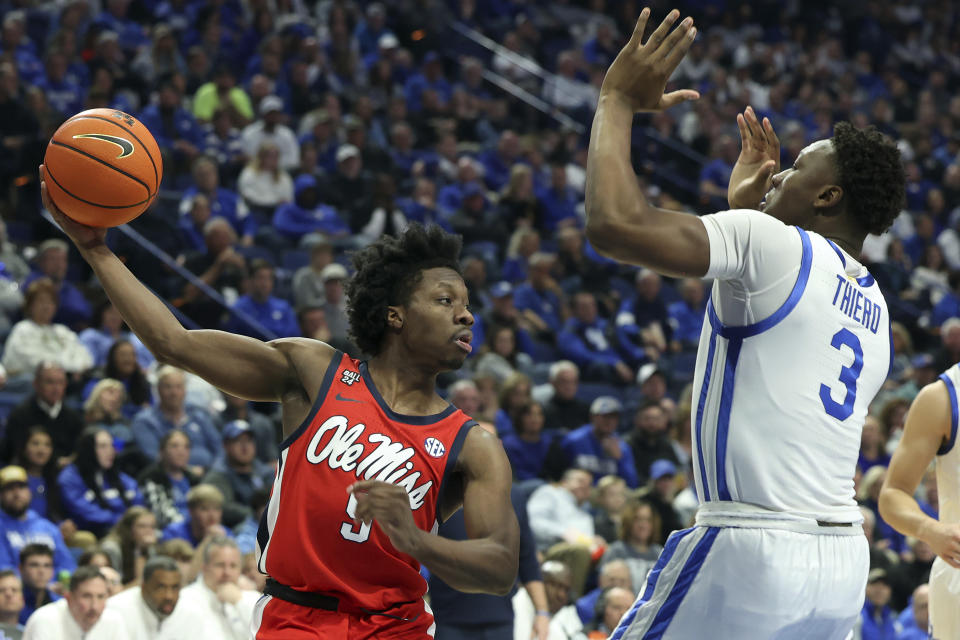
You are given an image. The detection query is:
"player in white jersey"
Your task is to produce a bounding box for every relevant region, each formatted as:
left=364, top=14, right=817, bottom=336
left=880, top=367, right=960, bottom=639
left=585, top=8, right=906, bottom=640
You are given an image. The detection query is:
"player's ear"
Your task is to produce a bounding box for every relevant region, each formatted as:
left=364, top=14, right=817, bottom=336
left=813, top=184, right=844, bottom=214
left=386, top=306, right=404, bottom=330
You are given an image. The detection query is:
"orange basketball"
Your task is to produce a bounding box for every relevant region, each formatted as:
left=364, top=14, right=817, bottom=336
left=44, top=108, right=163, bottom=227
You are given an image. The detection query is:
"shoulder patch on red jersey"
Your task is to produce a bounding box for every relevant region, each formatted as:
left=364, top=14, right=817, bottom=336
left=340, top=369, right=361, bottom=386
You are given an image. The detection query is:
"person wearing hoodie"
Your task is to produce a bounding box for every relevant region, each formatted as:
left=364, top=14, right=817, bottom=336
left=272, top=174, right=349, bottom=241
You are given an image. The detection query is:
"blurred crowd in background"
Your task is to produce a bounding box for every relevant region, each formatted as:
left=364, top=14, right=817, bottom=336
left=0, top=0, right=958, bottom=638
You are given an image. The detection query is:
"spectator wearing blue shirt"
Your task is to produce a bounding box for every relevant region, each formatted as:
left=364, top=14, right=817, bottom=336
left=160, top=484, right=232, bottom=547
left=139, top=76, right=204, bottom=178
left=354, top=3, right=393, bottom=59
left=502, top=401, right=555, bottom=481
left=273, top=174, right=350, bottom=241
left=558, top=291, right=635, bottom=384
left=36, top=50, right=83, bottom=117
left=582, top=22, right=619, bottom=67
left=667, top=277, right=707, bottom=352
left=0, top=13, right=43, bottom=85
left=698, top=134, right=736, bottom=205
left=575, top=560, right=632, bottom=625
left=200, top=107, right=248, bottom=184
left=860, top=569, right=898, bottom=640
left=858, top=415, right=891, bottom=474
left=404, top=52, right=452, bottom=113
left=536, top=163, right=581, bottom=232
left=22, top=239, right=92, bottom=329
left=398, top=178, right=452, bottom=231
left=57, top=428, right=143, bottom=538
left=894, top=584, right=929, bottom=640
left=131, top=366, right=223, bottom=472
left=616, top=269, right=672, bottom=366
left=78, top=303, right=154, bottom=370
left=225, top=260, right=298, bottom=339
left=560, top=397, right=638, bottom=489
left=514, top=252, right=565, bottom=335
left=12, top=427, right=65, bottom=523
left=179, top=156, right=256, bottom=245
left=16, top=544, right=60, bottom=626
left=0, top=466, right=75, bottom=575
left=438, top=158, right=482, bottom=214
left=93, top=1, right=150, bottom=52
left=388, top=121, right=422, bottom=182
left=479, top=130, right=521, bottom=192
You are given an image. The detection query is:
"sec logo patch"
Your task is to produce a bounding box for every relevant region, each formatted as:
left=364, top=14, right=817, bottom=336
left=424, top=437, right=446, bottom=458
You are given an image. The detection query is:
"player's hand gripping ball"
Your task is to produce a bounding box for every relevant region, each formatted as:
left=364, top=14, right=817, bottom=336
left=43, top=108, right=163, bottom=228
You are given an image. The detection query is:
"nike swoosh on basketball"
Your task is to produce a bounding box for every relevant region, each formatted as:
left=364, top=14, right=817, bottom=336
left=72, top=133, right=135, bottom=159
left=335, top=393, right=361, bottom=403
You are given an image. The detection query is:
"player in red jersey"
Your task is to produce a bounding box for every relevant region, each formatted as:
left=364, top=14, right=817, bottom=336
left=38, top=166, right=520, bottom=639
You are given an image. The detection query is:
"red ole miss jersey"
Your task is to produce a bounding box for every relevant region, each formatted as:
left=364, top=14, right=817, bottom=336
left=256, top=352, right=475, bottom=612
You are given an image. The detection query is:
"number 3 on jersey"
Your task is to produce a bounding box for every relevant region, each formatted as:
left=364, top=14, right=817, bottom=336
left=819, top=328, right=864, bottom=421
left=341, top=494, right=371, bottom=543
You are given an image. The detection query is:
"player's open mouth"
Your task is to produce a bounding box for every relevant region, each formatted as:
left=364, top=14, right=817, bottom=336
left=454, top=332, right=473, bottom=353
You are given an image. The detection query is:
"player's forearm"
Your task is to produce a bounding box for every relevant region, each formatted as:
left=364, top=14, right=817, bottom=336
left=411, top=530, right=518, bottom=595
left=878, top=486, right=939, bottom=541
left=78, top=243, right=188, bottom=364
left=585, top=94, right=651, bottom=255
left=524, top=580, right=549, bottom=613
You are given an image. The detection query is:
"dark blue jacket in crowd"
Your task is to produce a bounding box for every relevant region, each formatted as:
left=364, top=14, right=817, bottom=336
left=273, top=175, right=350, bottom=239
left=535, top=185, right=580, bottom=232
left=225, top=294, right=300, bottom=339
left=19, top=585, right=59, bottom=625
left=514, top=283, right=563, bottom=334
left=667, top=299, right=706, bottom=348
left=57, top=464, right=142, bottom=536
left=428, top=485, right=541, bottom=628
left=502, top=432, right=555, bottom=481
left=0, top=509, right=76, bottom=574
left=22, top=272, right=92, bottom=329
left=561, top=425, right=639, bottom=488
left=576, top=587, right=602, bottom=624
left=404, top=71, right=452, bottom=113
left=860, top=601, right=898, bottom=640
left=36, top=76, right=84, bottom=116
left=161, top=517, right=234, bottom=547
left=397, top=198, right=453, bottom=231
left=478, top=149, right=512, bottom=192
left=557, top=316, right=625, bottom=370
left=616, top=295, right=672, bottom=364
left=138, top=104, right=204, bottom=154
left=179, top=186, right=257, bottom=240
left=131, top=405, right=223, bottom=469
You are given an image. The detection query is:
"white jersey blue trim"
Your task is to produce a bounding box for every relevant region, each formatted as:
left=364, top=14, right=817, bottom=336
left=696, top=227, right=813, bottom=502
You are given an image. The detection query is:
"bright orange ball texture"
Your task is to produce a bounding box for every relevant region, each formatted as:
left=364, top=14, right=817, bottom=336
left=44, top=108, right=163, bottom=228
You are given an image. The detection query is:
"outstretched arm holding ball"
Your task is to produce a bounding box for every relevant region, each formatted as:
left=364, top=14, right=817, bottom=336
left=39, top=165, right=332, bottom=430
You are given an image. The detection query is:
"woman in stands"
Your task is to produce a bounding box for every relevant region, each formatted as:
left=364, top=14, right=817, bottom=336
left=14, top=426, right=65, bottom=522
left=101, top=506, right=158, bottom=587
left=1, top=278, right=92, bottom=382
left=57, top=427, right=143, bottom=537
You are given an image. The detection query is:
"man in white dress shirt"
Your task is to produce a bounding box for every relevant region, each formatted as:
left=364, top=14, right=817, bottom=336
left=180, top=536, right=259, bottom=640
left=22, top=567, right=127, bottom=640
left=107, top=556, right=212, bottom=640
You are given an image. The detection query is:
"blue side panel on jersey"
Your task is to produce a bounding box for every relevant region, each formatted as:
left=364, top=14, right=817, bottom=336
left=642, top=527, right=721, bottom=640
left=278, top=351, right=345, bottom=450
left=610, top=527, right=697, bottom=640
left=435, top=419, right=477, bottom=522
left=694, top=330, right=718, bottom=503
left=708, top=227, right=812, bottom=340
left=887, top=321, right=895, bottom=379
left=938, top=373, right=959, bottom=456
left=715, top=338, right=743, bottom=501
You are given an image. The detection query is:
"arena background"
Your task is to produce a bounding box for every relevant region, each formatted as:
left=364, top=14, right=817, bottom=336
left=0, top=0, right=950, bottom=638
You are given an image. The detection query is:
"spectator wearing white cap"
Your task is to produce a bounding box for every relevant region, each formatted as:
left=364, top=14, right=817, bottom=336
left=559, top=397, right=638, bottom=488
left=321, top=144, right=374, bottom=232
left=240, top=96, right=299, bottom=170
left=320, top=263, right=350, bottom=342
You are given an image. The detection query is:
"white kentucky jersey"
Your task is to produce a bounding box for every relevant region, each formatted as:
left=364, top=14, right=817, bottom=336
left=935, top=365, right=960, bottom=525
left=693, top=210, right=892, bottom=522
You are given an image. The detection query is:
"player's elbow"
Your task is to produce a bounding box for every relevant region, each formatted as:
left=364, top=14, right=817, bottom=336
left=877, top=486, right=897, bottom=524
left=487, top=559, right=519, bottom=596
left=585, top=215, right=618, bottom=258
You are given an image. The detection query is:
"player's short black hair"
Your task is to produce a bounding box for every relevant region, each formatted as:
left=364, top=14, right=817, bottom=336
left=346, top=224, right=463, bottom=356
left=830, top=122, right=905, bottom=236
